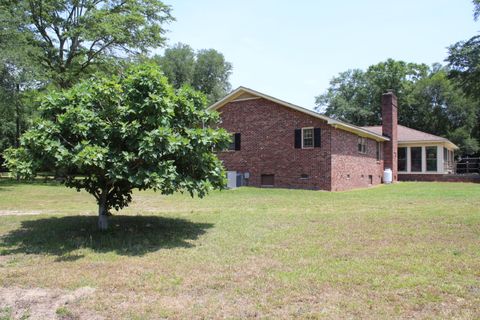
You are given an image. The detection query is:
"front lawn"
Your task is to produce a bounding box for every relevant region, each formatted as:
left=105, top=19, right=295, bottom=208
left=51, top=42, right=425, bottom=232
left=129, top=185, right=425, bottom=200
left=0, top=180, right=479, bottom=319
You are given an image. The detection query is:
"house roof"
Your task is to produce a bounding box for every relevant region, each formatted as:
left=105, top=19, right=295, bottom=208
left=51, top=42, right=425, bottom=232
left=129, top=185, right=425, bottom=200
left=208, top=86, right=389, bottom=142
left=362, top=125, right=459, bottom=149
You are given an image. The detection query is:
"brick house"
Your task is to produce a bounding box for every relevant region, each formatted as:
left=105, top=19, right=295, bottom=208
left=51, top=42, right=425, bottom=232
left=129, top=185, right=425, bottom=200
left=208, top=87, right=458, bottom=191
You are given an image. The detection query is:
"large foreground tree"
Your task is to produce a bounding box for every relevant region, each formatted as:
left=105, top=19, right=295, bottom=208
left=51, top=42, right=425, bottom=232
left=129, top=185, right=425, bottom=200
left=4, top=65, right=230, bottom=230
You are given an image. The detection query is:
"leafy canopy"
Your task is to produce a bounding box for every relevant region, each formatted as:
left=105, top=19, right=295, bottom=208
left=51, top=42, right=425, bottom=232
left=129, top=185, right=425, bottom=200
left=4, top=65, right=230, bottom=214
left=0, top=0, right=173, bottom=88
left=447, top=35, right=480, bottom=101
left=152, top=43, right=233, bottom=104
left=316, top=59, right=479, bottom=155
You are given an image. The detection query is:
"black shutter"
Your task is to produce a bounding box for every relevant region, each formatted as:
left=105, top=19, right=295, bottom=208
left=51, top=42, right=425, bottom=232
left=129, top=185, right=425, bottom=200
left=314, top=128, right=321, bottom=148
left=234, top=133, right=241, bottom=150
left=294, top=129, right=302, bottom=148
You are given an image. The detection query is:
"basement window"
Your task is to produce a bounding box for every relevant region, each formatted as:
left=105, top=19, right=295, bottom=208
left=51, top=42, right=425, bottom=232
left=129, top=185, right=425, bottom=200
left=261, top=174, right=274, bottom=187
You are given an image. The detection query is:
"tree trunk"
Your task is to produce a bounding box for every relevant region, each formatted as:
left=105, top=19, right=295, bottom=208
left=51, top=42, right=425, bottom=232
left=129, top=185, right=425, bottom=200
left=98, top=191, right=108, bottom=231
left=15, top=83, right=20, bottom=149
left=15, top=83, right=20, bottom=181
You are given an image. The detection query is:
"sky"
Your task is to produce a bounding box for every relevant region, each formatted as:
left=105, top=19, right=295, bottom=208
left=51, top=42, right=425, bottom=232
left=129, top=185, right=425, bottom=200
left=157, top=0, right=479, bottom=109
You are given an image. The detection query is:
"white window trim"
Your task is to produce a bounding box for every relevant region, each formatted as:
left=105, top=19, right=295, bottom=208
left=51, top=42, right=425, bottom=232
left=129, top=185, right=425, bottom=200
left=358, top=137, right=367, bottom=154
left=301, top=127, right=314, bottom=149
left=400, top=145, right=447, bottom=174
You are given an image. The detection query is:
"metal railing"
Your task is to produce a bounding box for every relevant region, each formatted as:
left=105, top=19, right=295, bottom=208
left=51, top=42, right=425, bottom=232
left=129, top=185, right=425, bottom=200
left=455, top=157, right=480, bottom=174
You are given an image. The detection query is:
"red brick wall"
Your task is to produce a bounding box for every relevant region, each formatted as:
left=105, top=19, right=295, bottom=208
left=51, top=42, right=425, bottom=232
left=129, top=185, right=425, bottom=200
left=330, top=128, right=384, bottom=191
left=217, top=98, right=332, bottom=190
left=216, top=97, right=384, bottom=191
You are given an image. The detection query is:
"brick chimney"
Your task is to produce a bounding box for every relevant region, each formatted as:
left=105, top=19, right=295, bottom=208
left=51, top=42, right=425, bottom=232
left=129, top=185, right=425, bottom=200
left=382, top=91, right=398, bottom=182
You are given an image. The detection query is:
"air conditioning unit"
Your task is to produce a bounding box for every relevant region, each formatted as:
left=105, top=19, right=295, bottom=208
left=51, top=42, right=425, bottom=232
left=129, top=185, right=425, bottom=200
left=227, top=171, right=237, bottom=189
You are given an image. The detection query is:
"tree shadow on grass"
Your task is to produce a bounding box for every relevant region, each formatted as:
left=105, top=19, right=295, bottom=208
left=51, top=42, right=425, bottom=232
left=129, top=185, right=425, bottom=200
left=0, top=215, right=213, bottom=260
left=0, top=178, right=18, bottom=191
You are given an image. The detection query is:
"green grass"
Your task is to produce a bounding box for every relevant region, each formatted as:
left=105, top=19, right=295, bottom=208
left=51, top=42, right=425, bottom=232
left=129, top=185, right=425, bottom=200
left=0, top=179, right=479, bottom=319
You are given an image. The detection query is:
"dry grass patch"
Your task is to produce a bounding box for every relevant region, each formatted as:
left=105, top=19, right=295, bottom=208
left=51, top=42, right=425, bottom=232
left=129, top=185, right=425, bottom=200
left=0, top=180, right=479, bottom=318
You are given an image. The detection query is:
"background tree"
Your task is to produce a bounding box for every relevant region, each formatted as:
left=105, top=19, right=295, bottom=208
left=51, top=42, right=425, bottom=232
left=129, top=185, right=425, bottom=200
left=316, top=59, right=479, bottom=155
left=0, top=0, right=173, bottom=89
left=316, top=59, right=429, bottom=126
left=152, top=44, right=233, bottom=104
left=447, top=36, right=480, bottom=101
left=444, top=0, right=480, bottom=154
left=192, top=49, right=232, bottom=104
left=152, top=43, right=196, bottom=89
left=474, top=0, right=480, bottom=20
left=0, top=64, right=38, bottom=153
left=409, top=68, right=478, bottom=154
left=4, top=65, right=230, bottom=230
left=0, top=7, right=44, bottom=165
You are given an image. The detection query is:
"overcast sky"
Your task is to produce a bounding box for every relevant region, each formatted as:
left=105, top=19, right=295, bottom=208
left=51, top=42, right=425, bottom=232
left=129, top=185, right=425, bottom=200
left=158, top=0, right=479, bottom=109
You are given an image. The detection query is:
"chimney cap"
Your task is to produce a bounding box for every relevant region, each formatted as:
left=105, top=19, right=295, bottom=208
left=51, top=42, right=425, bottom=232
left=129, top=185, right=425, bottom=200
left=385, top=89, right=395, bottom=94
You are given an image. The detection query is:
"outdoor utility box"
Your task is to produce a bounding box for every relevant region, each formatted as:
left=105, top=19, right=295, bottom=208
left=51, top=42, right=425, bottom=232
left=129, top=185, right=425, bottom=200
left=227, top=171, right=237, bottom=189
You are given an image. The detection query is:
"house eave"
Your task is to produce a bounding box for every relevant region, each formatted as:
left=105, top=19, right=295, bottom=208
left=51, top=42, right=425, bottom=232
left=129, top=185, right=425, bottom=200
left=208, top=86, right=389, bottom=142
left=398, top=140, right=459, bottom=150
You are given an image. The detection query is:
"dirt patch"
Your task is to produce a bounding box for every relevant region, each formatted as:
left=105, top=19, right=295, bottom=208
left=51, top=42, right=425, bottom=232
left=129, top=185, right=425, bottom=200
left=0, top=286, right=101, bottom=320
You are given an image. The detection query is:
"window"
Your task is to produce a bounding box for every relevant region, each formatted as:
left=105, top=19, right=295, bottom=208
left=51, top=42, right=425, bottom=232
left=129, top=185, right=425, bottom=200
left=302, top=128, right=314, bottom=148
left=227, top=133, right=241, bottom=151
left=376, top=142, right=382, bottom=161
left=227, top=134, right=236, bottom=151
left=300, top=174, right=309, bottom=179
left=398, top=147, right=407, bottom=171
left=410, top=147, right=422, bottom=172
left=358, top=137, right=367, bottom=154
left=295, top=128, right=321, bottom=149
left=426, top=147, right=437, bottom=172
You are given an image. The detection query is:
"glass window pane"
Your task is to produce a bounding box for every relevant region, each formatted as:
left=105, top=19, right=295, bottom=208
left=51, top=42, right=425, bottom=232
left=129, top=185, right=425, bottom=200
left=358, top=137, right=366, bottom=154
left=398, top=147, right=407, bottom=171
left=303, top=128, right=313, bottom=148
left=228, top=134, right=235, bottom=150
left=426, top=147, right=437, bottom=171
left=411, top=147, right=422, bottom=172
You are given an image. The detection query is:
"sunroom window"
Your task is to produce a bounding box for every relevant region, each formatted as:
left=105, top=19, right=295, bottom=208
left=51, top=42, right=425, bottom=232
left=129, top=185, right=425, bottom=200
left=410, top=147, right=422, bottom=172
left=426, top=147, right=437, bottom=171
left=398, top=147, right=407, bottom=171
